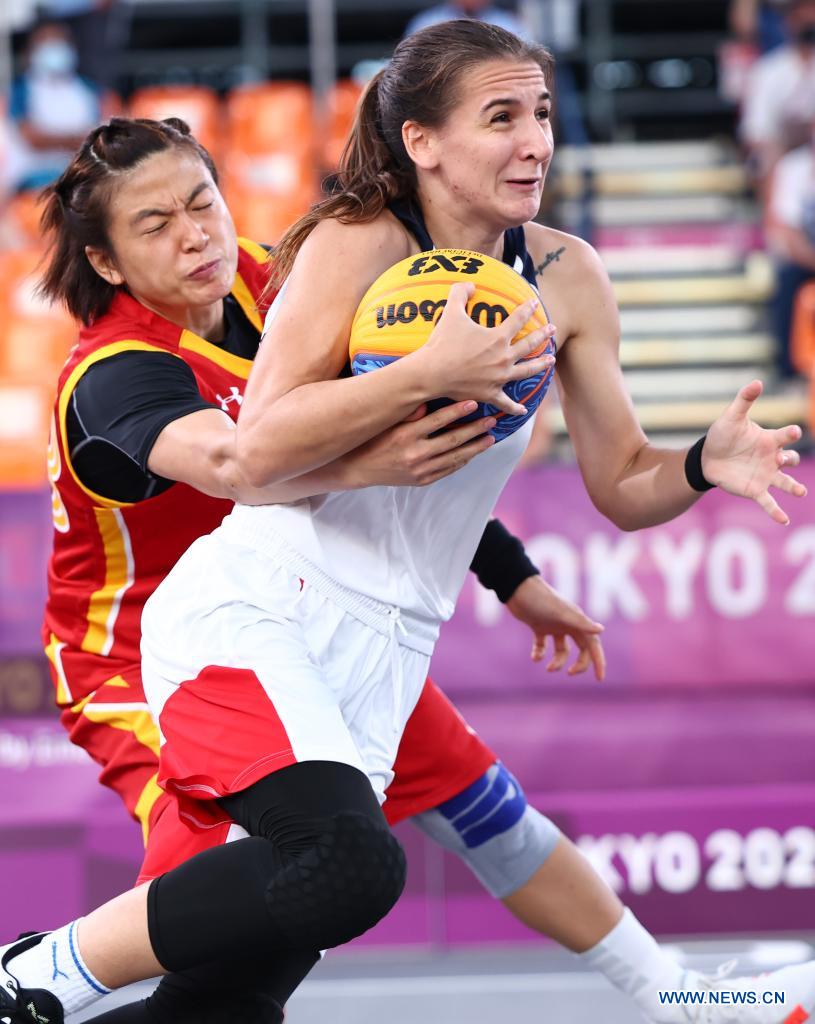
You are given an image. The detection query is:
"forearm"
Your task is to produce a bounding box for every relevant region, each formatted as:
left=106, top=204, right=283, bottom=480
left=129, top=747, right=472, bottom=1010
left=150, top=409, right=359, bottom=504
left=226, top=457, right=357, bottom=505
left=236, top=356, right=431, bottom=488
left=592, top=443, right=701, bottom=531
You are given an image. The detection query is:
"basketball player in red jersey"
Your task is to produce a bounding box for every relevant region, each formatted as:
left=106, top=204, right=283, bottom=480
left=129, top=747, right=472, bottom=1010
left=2, top=32, right=809, bottom=1019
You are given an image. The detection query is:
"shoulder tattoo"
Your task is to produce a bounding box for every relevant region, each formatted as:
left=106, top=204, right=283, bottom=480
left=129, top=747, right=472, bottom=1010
left=535, top=246, right=566, bottom=276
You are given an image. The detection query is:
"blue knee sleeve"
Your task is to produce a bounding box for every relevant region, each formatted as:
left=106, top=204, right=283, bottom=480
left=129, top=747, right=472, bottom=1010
left=411, top=762, right=561, bottom=898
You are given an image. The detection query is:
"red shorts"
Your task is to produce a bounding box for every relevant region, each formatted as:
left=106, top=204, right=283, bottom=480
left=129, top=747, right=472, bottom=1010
left=50, top=656, right=170, bottom=843
left=137, top=675, right=496, bottom=883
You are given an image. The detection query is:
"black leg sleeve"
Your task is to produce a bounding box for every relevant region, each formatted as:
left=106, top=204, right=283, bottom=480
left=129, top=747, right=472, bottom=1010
left=146, top=761, right=406, bottom=973
left=81, top=951, right=320, bottom=1023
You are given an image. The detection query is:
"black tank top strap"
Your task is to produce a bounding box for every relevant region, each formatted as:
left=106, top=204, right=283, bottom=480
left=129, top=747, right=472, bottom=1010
left=388, top=198, right=538, bottom=290
left=502, top=225, right=539, bottom=290
left=388, top=197, right=435, bottom=251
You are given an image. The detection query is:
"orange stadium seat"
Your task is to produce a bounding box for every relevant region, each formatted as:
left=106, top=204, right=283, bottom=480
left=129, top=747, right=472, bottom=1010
left=5, top=190, right=45, bottom=249
left=323, top=79, right=363, bottom=171
left=791, top=280, right=815, bottom=435
left=0, top=250, right=77, bottom=385
left=225, top=183, right=315, bottom=246
left=128, top=85, right=223, bottom=159
left=223, top=83, right=318, bottom=240
left=226, top=82, right=314, bottom=159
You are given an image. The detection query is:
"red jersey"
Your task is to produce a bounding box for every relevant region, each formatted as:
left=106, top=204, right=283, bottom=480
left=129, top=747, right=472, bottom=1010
left=43, top=237, right=272, bottom=705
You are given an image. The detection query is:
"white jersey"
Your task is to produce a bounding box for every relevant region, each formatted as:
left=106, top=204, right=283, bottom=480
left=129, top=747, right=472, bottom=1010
left=221, top=280, right=533, bottom=652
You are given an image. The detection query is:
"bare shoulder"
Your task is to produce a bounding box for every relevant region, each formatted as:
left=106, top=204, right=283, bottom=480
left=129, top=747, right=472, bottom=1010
left=298, top=213, right=412, bottom=289
left=524, top=222, right=607, bottom=282
left=524, top=223, right=615, bottom=344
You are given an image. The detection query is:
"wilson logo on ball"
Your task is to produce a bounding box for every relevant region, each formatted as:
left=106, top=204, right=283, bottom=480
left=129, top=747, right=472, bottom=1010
left=376, top=299, right=510, bottom=330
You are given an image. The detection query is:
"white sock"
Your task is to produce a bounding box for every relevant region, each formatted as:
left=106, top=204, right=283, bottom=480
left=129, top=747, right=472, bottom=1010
left=579, top=909, right=686, bottom=1012
left=8, top=921, right=111, bottom=1016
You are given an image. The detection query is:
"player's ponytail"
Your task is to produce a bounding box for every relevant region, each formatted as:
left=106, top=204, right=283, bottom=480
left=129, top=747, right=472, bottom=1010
left=268, top=69, right=414, bottom=290
left=268, top=20, right=554, bottom=292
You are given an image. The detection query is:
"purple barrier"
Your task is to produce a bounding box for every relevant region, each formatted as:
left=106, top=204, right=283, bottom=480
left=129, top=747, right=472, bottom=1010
left=0, top=489, right=50, bottom=657
left=433, top=460, right=815, bottom=694
left=2, top=720, right=813, bottom=945
left=355, top=782, right=815, bottom=947
left=0, top=719, right=143, bottom=938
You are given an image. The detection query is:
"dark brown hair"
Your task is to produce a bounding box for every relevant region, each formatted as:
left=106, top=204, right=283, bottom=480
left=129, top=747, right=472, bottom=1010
left=38, top=117, right=218, bottom=325
left=269, top=20, right=554, bottom=288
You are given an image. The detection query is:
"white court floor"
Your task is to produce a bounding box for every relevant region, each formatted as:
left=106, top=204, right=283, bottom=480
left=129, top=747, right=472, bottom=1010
left=72, top=938, right=815, bottom=1024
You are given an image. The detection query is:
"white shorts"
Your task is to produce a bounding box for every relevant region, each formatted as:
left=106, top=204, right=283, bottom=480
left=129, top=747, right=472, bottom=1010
left=140, top=529, right=432, bottom=827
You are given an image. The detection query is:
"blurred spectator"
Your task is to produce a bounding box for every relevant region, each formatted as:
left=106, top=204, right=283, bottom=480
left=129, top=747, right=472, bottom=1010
left=721, top=1, right=786, bottom=106
left=39, top=0, right=122, bottom=89
left=8, top=21, right=102, bottom=191
left=404, top=0, right=528, bottom=39
left=740, top=0, right=815, bottom=187
left=729, top=0, right=788, bottom=53
left=764, top=128, right=815, bottom=376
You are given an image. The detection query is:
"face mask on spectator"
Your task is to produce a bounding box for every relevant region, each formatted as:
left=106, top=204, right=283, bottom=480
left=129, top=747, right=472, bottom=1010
left=30, top=39, right=77, bottom=76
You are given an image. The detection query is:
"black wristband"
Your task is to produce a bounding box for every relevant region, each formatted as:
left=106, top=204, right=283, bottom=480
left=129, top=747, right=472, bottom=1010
left=469, top=518, right=540, bottom=603
left=684, top=435, right=715, bottom=492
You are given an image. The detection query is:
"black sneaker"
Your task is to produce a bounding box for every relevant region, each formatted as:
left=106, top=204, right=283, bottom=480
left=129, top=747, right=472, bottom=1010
left=0, top=933, right=64, bottom=1024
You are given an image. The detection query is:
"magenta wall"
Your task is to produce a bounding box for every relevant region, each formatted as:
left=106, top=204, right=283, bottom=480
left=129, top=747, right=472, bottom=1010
left=1, top=461, right=814, bottom=945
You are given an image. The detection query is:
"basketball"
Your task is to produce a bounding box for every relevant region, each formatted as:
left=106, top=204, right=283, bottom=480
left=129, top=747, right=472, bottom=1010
left=349, top=248, right=556, bottom=441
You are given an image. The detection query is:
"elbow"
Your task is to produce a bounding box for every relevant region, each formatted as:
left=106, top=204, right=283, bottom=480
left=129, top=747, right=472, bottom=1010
left=589, top=493, right=642, bottom=533
left=234, top=429, right=287, bottom=490
left=612, top=513, right=643, bottom=533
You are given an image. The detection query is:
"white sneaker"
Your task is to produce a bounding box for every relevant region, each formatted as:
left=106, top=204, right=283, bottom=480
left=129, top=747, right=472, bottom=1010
left=0, top=932, right=64, bottom=1024
left=648, top=958, right=815, bottom=1024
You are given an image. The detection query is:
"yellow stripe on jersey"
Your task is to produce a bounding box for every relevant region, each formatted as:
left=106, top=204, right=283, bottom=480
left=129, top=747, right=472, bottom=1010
left=77, top=687, right=163, bottom=844
left=134, top=773, right=165, bottom=845
left=231, top=270, right=264, bottom=333
left=81, top=507, right=134, bottom=656
left=44, top=633, right=71, bottom=704
left=80, top=700, right=160, bottom=754
left=178, top=329, right=253, bottom=378
left=237, top=237, right=271, bottom=267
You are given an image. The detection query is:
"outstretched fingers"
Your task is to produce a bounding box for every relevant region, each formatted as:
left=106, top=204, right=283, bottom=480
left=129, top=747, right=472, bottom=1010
left=756, top=488, right=790, bottom=526
left=547, top=635, right=570, bottom=673
left=725, top=379, right=764, bottom=421
left=777, top=448, right=801, bottom=468
left=774, top=424, right=803, bottom=447
left=772, top=470, right=808, bottom=498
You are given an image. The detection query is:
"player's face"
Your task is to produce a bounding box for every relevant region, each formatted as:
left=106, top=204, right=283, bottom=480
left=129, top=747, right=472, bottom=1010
left=101, top=149, right=238, bottom=320
left=426, top=60, right=553, bottom=229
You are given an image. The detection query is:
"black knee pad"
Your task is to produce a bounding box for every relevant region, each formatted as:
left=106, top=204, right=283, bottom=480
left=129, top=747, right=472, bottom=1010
left=148, top=763, right=405, bottom=972
left=266, top=810, right=406, bottom=949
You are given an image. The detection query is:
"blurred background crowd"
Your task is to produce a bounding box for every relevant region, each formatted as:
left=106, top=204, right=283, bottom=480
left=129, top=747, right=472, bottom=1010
left=1, top=3, right=814, bottom=1010
left=3, top=0, right=815, bottom=475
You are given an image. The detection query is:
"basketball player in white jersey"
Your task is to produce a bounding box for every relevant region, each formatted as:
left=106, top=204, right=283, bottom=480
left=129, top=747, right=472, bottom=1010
left=1, top=20, right=810, bottom=1024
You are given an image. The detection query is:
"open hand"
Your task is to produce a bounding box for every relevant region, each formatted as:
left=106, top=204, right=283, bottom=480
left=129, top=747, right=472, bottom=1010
left=703, top=380, right=807, bottom=525
left=505, top=575, right=606, bottom=681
